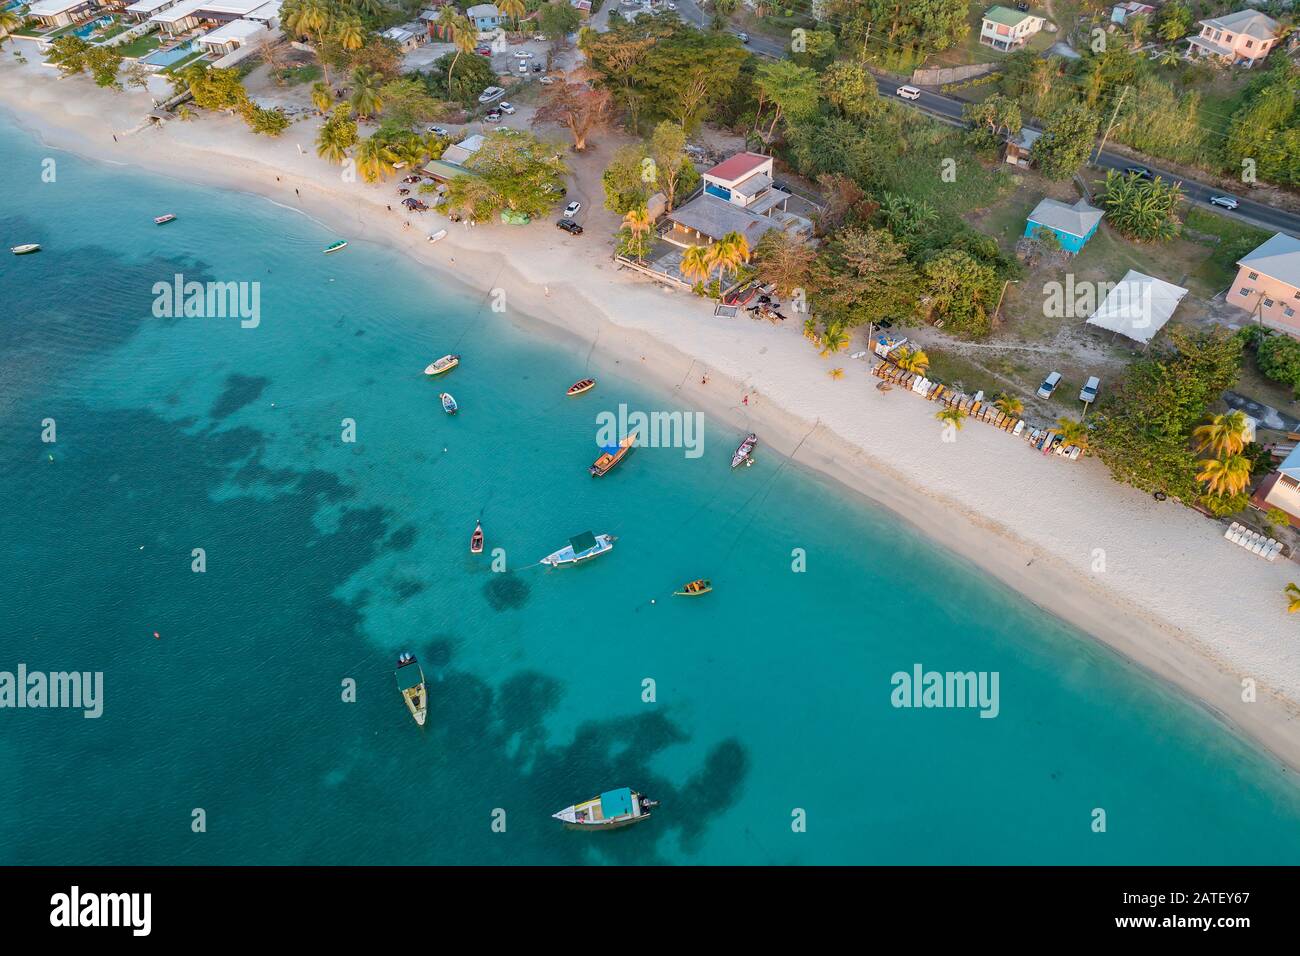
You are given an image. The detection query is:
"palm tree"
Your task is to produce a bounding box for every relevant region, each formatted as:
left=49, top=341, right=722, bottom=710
left=994, top=393, right=1023, bottom=418
left=498, top=0, right=525, bottom=31
left=706, top=232, right=749, bottom=284
left=285, top=0, right=333, bottom=85
left=623, top=206, right=651, bottom=240
left=1286, top=582, right=1300, bottom=614
left=936, top=407, right=966, bottom=431
left=334, top=16, right=365, bottom=55
left=828, top=367, right=845, bottom=380
left=802, top=317, right=821, bottom=345
left=894, top=347, right=929, bottom=375
left=819, top=323, right=849, bottom=357
left=680, top=245, right=712, bottom=287
left=0, top=8, right=21, bottom=42
left=1155, top=47, right=1181, bottom=68
left=1055, top=417, right=1090, bottom=453
left=349, top=66, right=382, bottom=120
left=439, top=10, right=476, bottom=92
left=1196, top=454, right=1252, bottom=497
left=355, top=135, right=399, bottom=182
left=1192, top=411, right=1249, bottom=457
left=310, top=81, right=332, bottom=114
left=316, top=120, right=352, bottom=164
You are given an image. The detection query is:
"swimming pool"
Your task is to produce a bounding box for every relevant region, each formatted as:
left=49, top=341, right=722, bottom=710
left=71, top=16, right=113, bottom=38
left=142, top=41, right=199, bottom=67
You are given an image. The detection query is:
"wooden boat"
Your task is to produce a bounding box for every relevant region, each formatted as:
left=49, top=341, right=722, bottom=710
left=154, top=214, right=177, bottom=225
left=323, top=240, right=348, bottom=254
left=541, top=531, right=615, bottom=567
left=567, top=378, right=596, bottom=397
left=439, top=392, right=458, bottom=415
left=731, top=433, right=757, bottom=469
left=427, top=229, right=447, bottom=243
left=10, top=243, right=40, bottom=255
left=424, top=354, right=459, bottom=376
left=674, top=579, right=712, bottom=597
left=469, top=521, right=484, bottom=554
left=394, top=652, right=427, bottom=727
left=589, top=428, right=637, bottom=477
left=553, top=788, right=658, bottom=830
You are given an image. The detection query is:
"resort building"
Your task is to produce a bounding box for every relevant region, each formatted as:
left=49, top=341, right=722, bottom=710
left=1186, top=10, right=1280, bottom=67
left=1109, top=2, right=1153, bottom=25
left=149, top=0, right=281, bottom=40
left=1253, top=447, right=1300, bottom=528
left=195, top=15, right=271, bottom=55
left=124, top=0, right=180, bottom=21
left=1228, top=232, right=1300, bottom=335
left=979, top=6, right=1046, bottom=51
left=663, top=151, right=810, bottom=249
left=1023, top=196, right=1103, bottom=254
left=26, top=0, right=99, bottom=29
left=466, top=3, right=499, bottom=33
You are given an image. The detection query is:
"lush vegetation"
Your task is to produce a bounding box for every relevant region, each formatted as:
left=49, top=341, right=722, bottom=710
left=444, top=131, right=568, bottom=223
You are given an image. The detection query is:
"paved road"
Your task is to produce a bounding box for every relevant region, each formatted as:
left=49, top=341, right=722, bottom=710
left=866, top=77, right=1300, bottom=236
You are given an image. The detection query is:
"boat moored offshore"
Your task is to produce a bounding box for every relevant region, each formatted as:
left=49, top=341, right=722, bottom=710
left=439, top=392, right=458, bottom=415
left=10, top=243, right=40, bottom=255
left=323, top=239, right=348, bottom=254
left=553, top=788, right=658, bottom=830
left=589, top=428, right=638, bottom=477
left=541, top=531, right=615, bottom=567
left=424, top=354, right=460, bottom=376
left=394, top=652, right=427, bottom=727
left=154, top=214, right=177, bottom=225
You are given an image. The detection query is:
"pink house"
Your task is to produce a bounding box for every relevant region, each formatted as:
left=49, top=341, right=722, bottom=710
left=1186, top=10, right=1280, bottom=67
left=1227, top=232, right=1300, bottom=336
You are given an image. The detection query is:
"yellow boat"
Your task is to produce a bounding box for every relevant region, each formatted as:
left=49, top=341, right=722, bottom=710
left=674, top=579, right=712, bottom=596
left=589, top=428, right=637, bottom=477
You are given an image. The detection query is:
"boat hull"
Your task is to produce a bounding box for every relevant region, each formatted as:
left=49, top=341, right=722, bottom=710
left=10, top=244, right=40, bottom=255
left=567, top=379, right=596, bottom=397
left=424, top=355, right=460, bottom=376
left=560, top=816, right=649, bottom=831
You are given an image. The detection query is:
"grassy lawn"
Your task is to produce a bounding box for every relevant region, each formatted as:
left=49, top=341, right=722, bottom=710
left=275, top=64, right=322, bottom=86
left=1181, top=206, right=1272, bottom=292
left=117, top=34, right=161, bottom=59
left=875, top=120, right=1015, bottom=220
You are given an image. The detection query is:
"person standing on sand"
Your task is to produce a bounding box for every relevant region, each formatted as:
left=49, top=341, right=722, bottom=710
left=742, top=394, right=749, bottom=405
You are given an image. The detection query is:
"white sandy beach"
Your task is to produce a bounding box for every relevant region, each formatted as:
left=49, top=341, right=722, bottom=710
left=3, top=55, right=1298, bottom=777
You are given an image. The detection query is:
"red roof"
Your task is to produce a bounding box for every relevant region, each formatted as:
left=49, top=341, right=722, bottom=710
left=704, top=152, right=769, bottom=184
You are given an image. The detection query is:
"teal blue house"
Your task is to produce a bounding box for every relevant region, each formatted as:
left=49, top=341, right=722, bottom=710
left=1024, top=197, right=1104, bottom=254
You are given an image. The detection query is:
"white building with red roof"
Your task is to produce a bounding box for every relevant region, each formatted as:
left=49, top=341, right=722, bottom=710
left=665, top=151, right=809, bottom=249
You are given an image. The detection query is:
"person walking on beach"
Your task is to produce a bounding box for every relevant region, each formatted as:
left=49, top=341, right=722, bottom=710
left=742, top=394, right=749, bottom=406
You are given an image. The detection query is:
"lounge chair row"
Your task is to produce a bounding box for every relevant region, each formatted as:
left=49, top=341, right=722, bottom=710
left=1023, top=427, right=1084, bottom=461
left=1224, top=522, right=1284, bottom=561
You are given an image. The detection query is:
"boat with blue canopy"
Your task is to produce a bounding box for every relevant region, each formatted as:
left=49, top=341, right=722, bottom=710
left=540, top=531, right=615, bottom=567
left=552, top=787, right=658, bottom=830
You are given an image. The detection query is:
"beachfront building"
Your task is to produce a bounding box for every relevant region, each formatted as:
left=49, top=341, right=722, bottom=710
left=1253, top=447, right=1300, bottom=528
left=25, top=0, right=99, bottom=29
left=1110, top=2, right=1153, bottom=25
left=195, top=15, right=272, bottom=55
left=124, top=0, right=180, bottom=21
left=979, top=6, right=1046, bottom=51
left=1023, top=196, right=1103, bottom=254
left=422, top=133, right=485, bottom=184
left=149, top=0, right=281, bottom=39
left=466, top=3, right=499, bottom=33
left=1227, top=232, right=1300, bottom=336
left=1186, top=10, right=1280, bottom=68
left=663, top=151, right=810, bottom=249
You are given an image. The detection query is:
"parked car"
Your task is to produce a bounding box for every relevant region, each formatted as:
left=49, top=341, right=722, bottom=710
left=539, top=75, right=556, bottom=84
left=475, top=46, right=492, bottom=57
left=896, top=85, right=921, bottom=100
left=1037, top=371, right=1063, bottom=400
left=737, top=32, right=750, bottom=42
left=563, top=200, right=581, bottom=217
left=1209, top=195, right=1239, bottom=210
left=532, top=63, right=542, bottom=72
left=1079, top=375, right=1100, bottom=404
left=557, top=218, right=584, bottom=235
left=493, top=126, right=511, bottom=133
left=426, top=125, right=449, bottom=137
left=498, top=102, right=515, bottom=114
left=1123, top=165, right=1154, bottom=180
left=513, top=50, right=534, bottom=59
left=517, top=63, right=528, bottom=74
left=478, top=86, right=505, bottom=104
left=485, top=109, right=502, bottom=122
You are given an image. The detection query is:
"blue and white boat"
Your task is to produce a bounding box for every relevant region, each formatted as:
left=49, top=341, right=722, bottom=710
left=439, top=392, right=458, bottom=415
left=553, top=788, right=658, bottom=830
left=540, top=531, right=615, bottom=567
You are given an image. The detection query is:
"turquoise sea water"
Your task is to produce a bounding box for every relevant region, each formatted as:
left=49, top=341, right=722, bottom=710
left=2, top=114, right=1300, bottom=865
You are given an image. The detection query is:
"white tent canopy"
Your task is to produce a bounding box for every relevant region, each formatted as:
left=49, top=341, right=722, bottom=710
left=1085, top=269, right=1187, bottom=344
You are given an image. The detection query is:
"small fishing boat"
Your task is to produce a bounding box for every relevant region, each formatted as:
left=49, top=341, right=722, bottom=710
left=424, top=354, right=459, bottom=376
left=10, top=243, right=40, bottom=255
left=427, top=229, right=447, bottom=243
left=567, top=378, right=596, bottom=397
left=553, top=788, right=658, bottom=830
left=541, top=531, right=615, bottom=568
left=674, top=579, right=712, bottom=597
left=154, top=214, right=177, bottom=225
left=394, top=652, right=427, bottom=727
left=323, top=240, right=348, bottom=254
left=731, top=433, right=758, bottom=469
left=440, top=392, right=458, bottom=415
left=589, top=428, right=638, bottom=478
left=469, top=521, right=484, bottom=554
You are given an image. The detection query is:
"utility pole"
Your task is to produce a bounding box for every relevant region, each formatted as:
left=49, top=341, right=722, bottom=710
left=1093, top=85, right=1129, bottom=166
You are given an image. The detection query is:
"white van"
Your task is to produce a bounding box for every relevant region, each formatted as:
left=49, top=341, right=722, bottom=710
left=1037, top=371, right=1062, bottom=400
left=1079, top=376, right=1100, bottom=404
left=896, top=85, right=921, bottom=100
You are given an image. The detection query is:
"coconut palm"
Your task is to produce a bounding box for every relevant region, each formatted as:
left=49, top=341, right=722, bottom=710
left=1055, top=416, right=1090, bottom=453
left=498, top=0, right=525, bottom=31
left=623, top=206, right=652, bottom=240
left=285, top=0, right=333, bottom=85
left=349, top=66, right=383, bottom=119
left=310, top=81, right=332, bottom=114
left=936, top=407, right=966, bottom=431
left=820, top=323, right=849, bottom=356
left=680, top=245, right=712, bottom=287
left=1155, top=47, right=1181, bottom=68
left=1196, top=454, right=1252, bottom=497
left=1286, top=582, right=1300, bottom=614
left=802, top=317, right=820, bottom=345
left=894, top=347, right=929, bottom=375
left=334, top=16, right=365, bottom=54
left=0, top=7, right=21, bottom=39
left=828, top=367, right=845, bottom=380
left=1192, top=410, right=1249, bottom=457
left=355, top=135, right=400, bottom=182
left=438, top=9, right=476, bottom=91
left=316, top=122, right=351, bottom=164
left=994, top=393, right=1023, bottom=418
left=712, top=231, right=750, bottom=281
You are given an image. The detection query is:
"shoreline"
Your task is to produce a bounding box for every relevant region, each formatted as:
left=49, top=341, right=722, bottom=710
left=3, top=63, right=1299, bottom=779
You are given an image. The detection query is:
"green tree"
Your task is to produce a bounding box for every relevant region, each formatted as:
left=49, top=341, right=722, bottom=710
left=242, top=103, right=291, bottom=136
left=813, top=226, right=920, bottom=329
left=649, top=121, right=697, bottom=212
left=355, top=134, right=400, bottom=181
left=349, top=66, right=383, bottom=119
left=1100, top=169, right=1183, bottom=242
left=962, top=94, right=1022, bottom=152
left=922, top=248, right=1000, bottom=338
left=46, top=36, right=91, bottom=77
left=1155, top=1, right=1193, bottom=42
left=538, top=1, right=581, bottom=43
left=447, top=130, right=568, bottom=222
left=754, top=230, right=816, bottom=299
left=752, top=59, right=820, bottom=141
left=84, top=46, right=124, bottom=88
left=1031, top=102, right=1100, bottom=180
left=819, top=60, right=880, bottom=119
left=601, top=144, right=653, bottom=215
left=316, top=105, right=359, bottom=164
